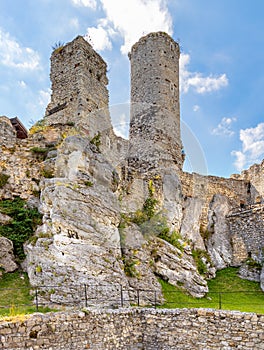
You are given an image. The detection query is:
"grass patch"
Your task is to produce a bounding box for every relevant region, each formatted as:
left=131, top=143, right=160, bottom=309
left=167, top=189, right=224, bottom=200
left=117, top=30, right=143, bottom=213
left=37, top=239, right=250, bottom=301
left=0, top=272, right=53, bottom=317
left=159, top=267, right=264, bottom=314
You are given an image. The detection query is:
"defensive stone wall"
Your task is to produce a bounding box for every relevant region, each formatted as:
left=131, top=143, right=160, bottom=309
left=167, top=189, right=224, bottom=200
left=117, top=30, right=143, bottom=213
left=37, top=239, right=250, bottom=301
left=129, top=32, right=183, bottom=173
left=232, top=160, right=264, bottom=199
left=45, top=36, right=111, bottom=137
left=0, top=116, right=17, bottom=149
left=0, top=309, right=263, bottom=349
left=181, top=171, right=251, bottom=227
left=227, top=205, right=264, bottom=265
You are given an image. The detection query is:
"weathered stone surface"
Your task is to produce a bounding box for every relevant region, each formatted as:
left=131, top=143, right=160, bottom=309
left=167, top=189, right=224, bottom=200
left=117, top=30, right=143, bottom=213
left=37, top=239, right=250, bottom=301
left=0, top=213, right=11, bottom=224
left=121, top=224, right=163, bottom=304
left=232, top=159, right=264, bottom=198
left=0, top=116, right=16, bottom=148
left=180, top=197, right=205, bottom=250
left=228, top=206, right=264, bottom=266
left=239, top=263, right=261, bottom=282
left=1, top=308, right=263, bottom=350
left=206, top=195, right=233, bottom=269
left=24, top=135, right=129, bottom=306
left=162, top=172, right=183, bottom=231
left=0, top=237, right=17, bottom=273
left=149, top=238, right=208, bottom=297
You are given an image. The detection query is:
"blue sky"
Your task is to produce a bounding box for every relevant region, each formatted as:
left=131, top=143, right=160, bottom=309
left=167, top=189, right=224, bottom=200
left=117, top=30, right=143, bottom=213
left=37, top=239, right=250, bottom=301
left=0, top=0, right=264, bottom=177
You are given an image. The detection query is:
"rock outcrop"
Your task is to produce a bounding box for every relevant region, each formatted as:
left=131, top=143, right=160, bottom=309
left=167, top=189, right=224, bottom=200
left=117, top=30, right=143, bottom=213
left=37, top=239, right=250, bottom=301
left=0, top=237, right=18, bottom=274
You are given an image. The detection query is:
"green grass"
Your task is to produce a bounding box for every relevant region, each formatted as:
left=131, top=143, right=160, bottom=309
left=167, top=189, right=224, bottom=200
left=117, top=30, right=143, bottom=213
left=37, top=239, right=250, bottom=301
left=159, top=267, right=264, bottom=314
left=0, top=272, right=53, bottom=316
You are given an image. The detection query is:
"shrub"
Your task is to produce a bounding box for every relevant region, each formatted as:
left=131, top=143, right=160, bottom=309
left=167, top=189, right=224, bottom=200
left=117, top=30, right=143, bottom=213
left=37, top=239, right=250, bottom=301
left=192, top=249, right=211, bottom=275
left=0, top=198, right=42, bottom=260
left=123, top=257, right=140, bottom=278
left=52, top=41, right=65, bottom=54
left=0, top=173, right=10, bottom=189
left=90, top=132, right=101, bottom=151
left=158, top=230, right=184, bottom=252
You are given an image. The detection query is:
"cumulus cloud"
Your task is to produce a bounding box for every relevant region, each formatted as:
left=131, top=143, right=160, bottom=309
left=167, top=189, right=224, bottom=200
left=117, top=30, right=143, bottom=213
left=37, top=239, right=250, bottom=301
left=38, top=89, right=51, bottom=107
left=0, top=28, right=40, bottom=70
left=232, top=122, right=264, bottom=171
left=211, top=117, right=237, bottom=137
left=180, top=53, right=228, bottom=94
left=193, top=105, right=200, bottom=112
left=71, top=0, right=96, bottom=9
left=85, top=22, right=113, bottom=51
left=85, top=0, right=172, bottom=53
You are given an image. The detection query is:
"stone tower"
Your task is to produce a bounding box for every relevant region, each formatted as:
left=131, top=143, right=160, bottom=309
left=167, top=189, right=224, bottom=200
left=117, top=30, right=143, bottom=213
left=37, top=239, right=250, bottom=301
left=45, top=36, right=111, bottom=138
left=128, top=32, right=183, bottom=173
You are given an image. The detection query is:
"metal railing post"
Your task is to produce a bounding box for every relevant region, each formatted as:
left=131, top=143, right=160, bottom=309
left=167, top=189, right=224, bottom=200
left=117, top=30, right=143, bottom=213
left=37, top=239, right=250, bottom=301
left=35, top=288, right=39, bottom=311
left=120, top=285, right=124, bottom=307
left=219, top=292, right=222, bottom=310
left=84, top=284, right=88, bottom=308
left=137, top=289, right=140, bottom=307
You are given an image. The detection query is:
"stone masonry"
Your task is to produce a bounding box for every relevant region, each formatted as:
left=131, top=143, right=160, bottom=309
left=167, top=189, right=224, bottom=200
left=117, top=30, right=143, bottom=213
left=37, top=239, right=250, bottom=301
left=129, top=32, right=183, bottom=173
left=0, top=308, right=263, bottom=350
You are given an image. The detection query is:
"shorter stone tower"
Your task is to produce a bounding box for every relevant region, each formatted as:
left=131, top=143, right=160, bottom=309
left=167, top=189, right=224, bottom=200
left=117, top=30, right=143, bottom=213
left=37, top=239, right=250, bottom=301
left=45, top=36, right=111, bottom=138
left=128, top=32, right=183, bottom=173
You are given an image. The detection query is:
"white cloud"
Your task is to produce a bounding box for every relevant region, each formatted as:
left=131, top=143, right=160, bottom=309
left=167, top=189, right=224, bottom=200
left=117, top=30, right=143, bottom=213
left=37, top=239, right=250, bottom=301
left=113, top=113, right=129, bottom=139
left=85, top=24, right=112, bottom=51
left=232, top=122, right=264, bottom=171
left=193, top=105, right=200, bottom=112
left=180, top=53, right=228, bottom=94
left=0, top=28, right=40, bottom=70
left=71, top=0, right=96, bottom=9
left=85, top=0, right=172, bottom=53
left=212, top=117, right=237, bottom=137
left=38, top=88, right=51, bottom=107
left=18, top=80, right=27, bottom=88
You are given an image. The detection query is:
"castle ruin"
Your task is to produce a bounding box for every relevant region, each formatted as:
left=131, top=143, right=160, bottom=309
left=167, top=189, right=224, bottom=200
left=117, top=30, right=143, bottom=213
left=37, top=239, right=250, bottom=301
left=0, top=32, right=263, bottom=305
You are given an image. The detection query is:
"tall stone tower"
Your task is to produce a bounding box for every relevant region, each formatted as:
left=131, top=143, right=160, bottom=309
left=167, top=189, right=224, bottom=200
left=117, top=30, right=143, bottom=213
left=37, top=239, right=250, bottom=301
left=128, top=32, right=183, bottom=173
left=44, top=36, right=111, bottom=138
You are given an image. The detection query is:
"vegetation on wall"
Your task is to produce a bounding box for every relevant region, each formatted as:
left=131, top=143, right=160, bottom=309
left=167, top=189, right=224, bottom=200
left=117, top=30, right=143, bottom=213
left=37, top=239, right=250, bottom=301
left=90, top=132, right=101, bottom=152
left=191, top=249, right=212, bottom=275
left=0, top=172, right=10, bottom=189
left=52, top=41, right=65, bottom=54
left=0, top=198, right=42, bottom=260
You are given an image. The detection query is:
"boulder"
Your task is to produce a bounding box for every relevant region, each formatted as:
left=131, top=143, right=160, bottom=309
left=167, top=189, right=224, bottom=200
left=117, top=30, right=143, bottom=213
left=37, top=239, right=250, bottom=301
left=0, top=237, right=18, bottom=274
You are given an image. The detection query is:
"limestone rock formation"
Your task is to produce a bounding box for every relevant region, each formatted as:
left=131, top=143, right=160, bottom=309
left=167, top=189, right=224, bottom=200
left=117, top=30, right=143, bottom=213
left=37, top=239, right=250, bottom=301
left=0, top=237, right=18, bottom=274
left=148, top=238, right=208, bottom=297
left=206, top=195, right=233, bottom=269
left=25, top=135, right=129, bottom=306
left=180, top=197, right=205, bottom=250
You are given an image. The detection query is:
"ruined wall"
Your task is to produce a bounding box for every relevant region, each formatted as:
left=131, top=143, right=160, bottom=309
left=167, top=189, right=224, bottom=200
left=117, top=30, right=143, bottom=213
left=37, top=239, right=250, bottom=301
left=1, top=309, right=263, bottom=350
left=0, top=116, right=17, bottom=149
left=45, top=36, right=112, bottom=139
left=181, top=172, right=251, bottom=227
left=228, top=205, right=264, bottom=265
left=129, top=32, right=183, bottom=173
left=232, top=160, right=264, bottom=199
